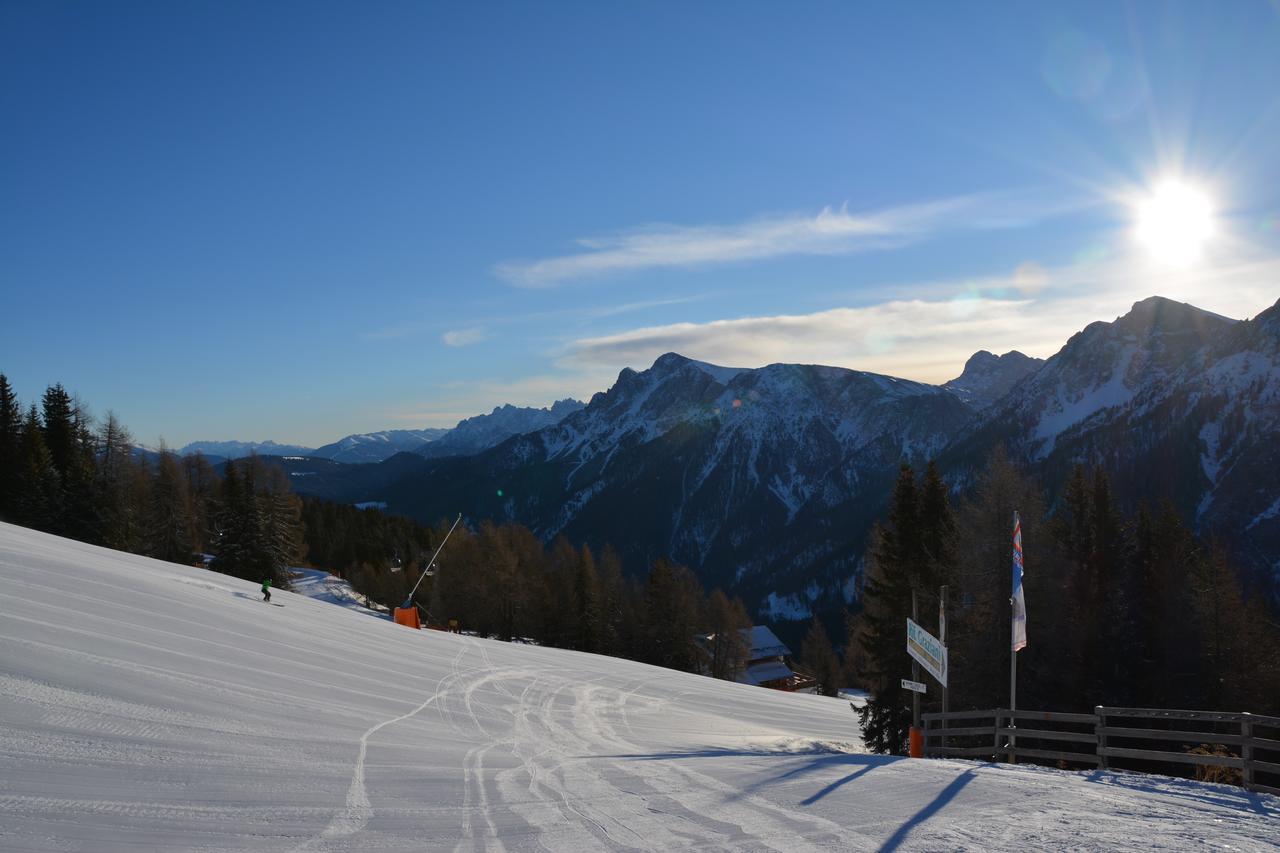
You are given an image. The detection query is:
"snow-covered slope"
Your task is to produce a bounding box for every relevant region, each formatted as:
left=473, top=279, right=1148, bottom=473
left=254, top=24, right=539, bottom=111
left=7, top=526, right=1276, bottom=851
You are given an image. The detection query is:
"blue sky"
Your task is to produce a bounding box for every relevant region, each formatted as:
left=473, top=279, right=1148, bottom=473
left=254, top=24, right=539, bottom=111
left=2, top=1, right=1278, bottom=447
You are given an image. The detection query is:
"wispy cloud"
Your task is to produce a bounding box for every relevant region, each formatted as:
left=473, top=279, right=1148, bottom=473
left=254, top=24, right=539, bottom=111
left=556, top=254, right=1279, bottom=384
left=442, top=327, right=488, bottom=347
left=558, top=299, right=1062, bottom=384
left=494, top=194, right=1046, bottom=287
left=363, top=293, right=710, bottom=342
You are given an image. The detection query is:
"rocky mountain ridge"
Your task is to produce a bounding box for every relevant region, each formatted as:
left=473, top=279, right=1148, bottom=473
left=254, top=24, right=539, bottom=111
left=281, top=295, right=1280, bottom=616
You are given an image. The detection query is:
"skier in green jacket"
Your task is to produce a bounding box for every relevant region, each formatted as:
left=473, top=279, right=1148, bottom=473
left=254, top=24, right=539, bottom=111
left=261, top=577, right=271, bottom=602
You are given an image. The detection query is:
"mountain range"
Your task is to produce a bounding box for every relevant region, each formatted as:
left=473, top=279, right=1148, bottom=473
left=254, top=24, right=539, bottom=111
left=173, top=401, right=584, bottom=465
left=269, top=296, right=1280, bottom=620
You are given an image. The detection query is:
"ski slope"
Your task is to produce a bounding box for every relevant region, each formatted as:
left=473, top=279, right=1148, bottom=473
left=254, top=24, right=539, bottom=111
left=1, top=523, right=1276, bottom=852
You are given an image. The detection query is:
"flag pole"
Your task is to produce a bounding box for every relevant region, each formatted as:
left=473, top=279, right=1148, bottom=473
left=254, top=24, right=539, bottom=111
left=1009, top=625, right=1017, bottom=763
left=1009, top=510, right=1024, bottom=764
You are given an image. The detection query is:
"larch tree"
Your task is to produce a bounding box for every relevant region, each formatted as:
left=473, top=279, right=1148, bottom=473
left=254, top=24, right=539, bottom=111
left=800, top=615, right=841, bottom=697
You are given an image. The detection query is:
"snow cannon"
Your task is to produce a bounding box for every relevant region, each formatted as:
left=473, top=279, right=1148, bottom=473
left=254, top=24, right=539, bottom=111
left=393, top=513, right=463, bottom=630
left=393, top=606, right=421, bottom=629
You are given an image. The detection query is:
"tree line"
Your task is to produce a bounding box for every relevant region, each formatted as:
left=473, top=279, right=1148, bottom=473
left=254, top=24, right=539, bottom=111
left=0, top=375, right=303, bottom=586
left=852, top=452, right=1280, bottom=754
left=303, top=498, right=756, bottom=677
left=0, top=375, right=758, bottom=680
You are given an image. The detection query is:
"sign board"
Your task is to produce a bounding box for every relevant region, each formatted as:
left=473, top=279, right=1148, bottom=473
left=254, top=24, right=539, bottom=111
left=906, top=617, right=948, bottom=687
left=900, top=678, right=927, bottom=694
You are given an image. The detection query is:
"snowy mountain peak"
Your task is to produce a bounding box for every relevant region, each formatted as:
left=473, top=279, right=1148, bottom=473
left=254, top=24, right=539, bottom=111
left=479, top=352, right=973, bottom=607
left=312, top=428, right=449, bottom=464
left=943, top=349, right=1043, bottom=410
left=1114, top=295, right=1236, bottom=339
left=417, top=398, right=584, bottom=459
left=177, top=439, right=315, bottom=459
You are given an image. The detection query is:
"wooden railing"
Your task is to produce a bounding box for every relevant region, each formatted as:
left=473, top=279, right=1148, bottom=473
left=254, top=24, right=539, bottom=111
left=921, top=706, right=1280, bottom=797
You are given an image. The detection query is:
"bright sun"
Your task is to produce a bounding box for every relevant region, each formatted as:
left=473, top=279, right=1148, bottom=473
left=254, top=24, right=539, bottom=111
left=1133, top=179, right=1216, bottom=266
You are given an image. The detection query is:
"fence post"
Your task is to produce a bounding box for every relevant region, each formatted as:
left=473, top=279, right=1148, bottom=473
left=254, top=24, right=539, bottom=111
left=922, top=715, right=930, bottom=758
left=1242, top=713, right=1254, bottom=791
left=1095, top=706, right=1107, bottom=770
left=993, top=709, right=1003, bottom=760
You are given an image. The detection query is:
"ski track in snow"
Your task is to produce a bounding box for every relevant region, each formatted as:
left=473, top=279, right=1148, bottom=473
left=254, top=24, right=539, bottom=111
left=2, top=522, right=1278, bottom=852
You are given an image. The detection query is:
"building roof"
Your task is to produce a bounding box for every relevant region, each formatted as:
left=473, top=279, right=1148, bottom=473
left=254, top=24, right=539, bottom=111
left=742, top=625, right=790, bottom=659
left=740, top=660, right=797, bottom=686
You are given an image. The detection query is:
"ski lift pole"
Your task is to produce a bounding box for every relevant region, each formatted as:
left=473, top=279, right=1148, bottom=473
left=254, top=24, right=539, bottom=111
left=402, top=513, right=462, bottom=608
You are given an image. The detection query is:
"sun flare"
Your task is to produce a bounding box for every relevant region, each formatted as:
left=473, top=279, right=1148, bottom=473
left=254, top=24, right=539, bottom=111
left=1133, top=179, right=1216, bottom=266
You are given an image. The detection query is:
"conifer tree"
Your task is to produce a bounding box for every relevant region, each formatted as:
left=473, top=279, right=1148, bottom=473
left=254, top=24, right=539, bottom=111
left=595, top=545, right=630, bottom=656
left=855, top=465, right=919, bottom=754
left=146, top=448, right=195, bottom=563
left=949, top=449, right=1059, bottom=711
left=575, top=544, right=602, bottom=653
left=60, top=396, right=100, bottom=542
left=95, top=412, right=140, bottom=552
left=211, top=458, right=254, bottom=578
left=643, top=559, right=701, bottom=672
left=256, top=461, right=304, bottom=587
left=40, top=384, right=76, bottom=478
left=16, top=405, right=60, bottom=530
left=183, top=452, right=219, bottom=554
left=0, top=373, right=22, bottom=520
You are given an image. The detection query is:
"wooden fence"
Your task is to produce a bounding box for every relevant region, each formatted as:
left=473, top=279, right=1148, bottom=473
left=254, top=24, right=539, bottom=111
left=921, top=706, right=1280, bottom=797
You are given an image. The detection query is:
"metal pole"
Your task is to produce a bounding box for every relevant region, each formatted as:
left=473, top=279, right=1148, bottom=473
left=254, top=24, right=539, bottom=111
left=940, top=584, right=949, bottom=747
left=403, top=513, right=462, bottom=607
left=1009, top=644, right=1017, bottom=763
left=1009, top=514, right=1018, bottom=764
left=911, top=589, right=920, bottom=734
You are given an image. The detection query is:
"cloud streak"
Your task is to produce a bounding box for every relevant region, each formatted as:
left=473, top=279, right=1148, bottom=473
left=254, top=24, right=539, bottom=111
left=556, top=254, right=1280, bottom=384
left=442, top=327, right=488, bottom=347
left=494, top=194, right=1035, bottom=287
left=559, top=299, right=1062, bottom=384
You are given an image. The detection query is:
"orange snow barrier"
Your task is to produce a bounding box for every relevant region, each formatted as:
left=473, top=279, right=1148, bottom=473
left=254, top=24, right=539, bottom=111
left=393, top=607, right=420, bottom=629
left=909, top=726, right=924, bottom=758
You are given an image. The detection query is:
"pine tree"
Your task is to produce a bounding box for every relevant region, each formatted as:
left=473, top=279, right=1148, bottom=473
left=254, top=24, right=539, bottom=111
left=183, top=452, right=219, bottom=554
left=1132, top=503, right=1201, bottom=706
left=855, top=465, right=919, bottom=754
left=919, top=461, right=958, bottom=591
left=211, top=458, right=254, bottom=579
left=575, top=545, right=602, bottom=653
left=643, top=559, right=701, bottom=672
left=60, top=395, right=101, bottom=542
left=949, top=449, right=1062, bottom=711
left=595, top=545, right=630, bottom=657
left=0, top=373, right=22, bottom=520
left=40, top=384, right=76, bottom=479
left=146, top=447, right=195, bottom=563
left=256, top=462, right=303, bottom=588
left=15, top=405, right=60, bottom=530
left=95, top=412, right=140, bottom=551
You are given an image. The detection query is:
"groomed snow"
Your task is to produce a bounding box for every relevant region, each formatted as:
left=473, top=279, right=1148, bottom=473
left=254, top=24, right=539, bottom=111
left=1, top=522, right=1276, bottom=852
